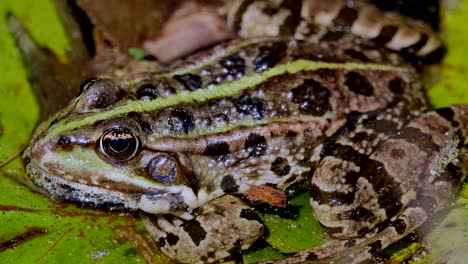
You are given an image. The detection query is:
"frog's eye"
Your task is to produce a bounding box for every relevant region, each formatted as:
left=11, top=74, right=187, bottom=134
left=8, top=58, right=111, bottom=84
left=147, top=154, right=178, bottom=183
left=98, top=127, right=140, bottom=161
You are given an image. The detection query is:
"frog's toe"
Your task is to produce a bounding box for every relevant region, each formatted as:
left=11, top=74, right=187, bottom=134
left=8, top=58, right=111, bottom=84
left=142, top=195, right=264, bottom=263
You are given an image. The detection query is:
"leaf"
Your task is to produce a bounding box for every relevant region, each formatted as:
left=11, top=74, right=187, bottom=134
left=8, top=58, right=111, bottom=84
left=242, top=242, right=288, bottom=263
left=428, top=0, right=468, bottom=107
left=421, top=207, right=468, bottom=263
left=256, top=192, right=324, bottom=253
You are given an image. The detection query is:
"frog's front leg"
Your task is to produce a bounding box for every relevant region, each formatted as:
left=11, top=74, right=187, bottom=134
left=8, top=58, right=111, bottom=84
left=141, top=195, right=263, bottom=264
left=266, top=105, right=468, bottom=264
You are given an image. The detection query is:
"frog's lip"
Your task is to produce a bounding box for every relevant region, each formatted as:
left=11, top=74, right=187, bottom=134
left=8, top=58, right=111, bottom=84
left=24, top=158, right=191, bottom=214
left=25, top=160, right=139, bottom=210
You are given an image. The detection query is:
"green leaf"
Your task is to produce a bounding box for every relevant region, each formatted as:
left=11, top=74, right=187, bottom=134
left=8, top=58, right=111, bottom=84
left=243, top=243, right=288, bottom=263
left=427, top=0, right=468, bottom=107
left=256, top=192, right=324, bottom=253
left=128, top=47, right=146, bottom=60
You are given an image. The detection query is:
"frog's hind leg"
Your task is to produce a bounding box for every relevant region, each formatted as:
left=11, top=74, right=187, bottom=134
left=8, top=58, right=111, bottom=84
left=264, top=105, right=468, bottom=264
left=260, top=205, right=429, bottom=264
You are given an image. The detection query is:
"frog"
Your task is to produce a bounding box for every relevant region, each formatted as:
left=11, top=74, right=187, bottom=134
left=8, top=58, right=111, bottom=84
left=21, top=0, right=468, bottom=263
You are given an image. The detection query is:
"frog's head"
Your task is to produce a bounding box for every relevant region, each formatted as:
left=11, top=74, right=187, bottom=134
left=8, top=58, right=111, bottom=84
left=23, top=78, right=238, bottom=214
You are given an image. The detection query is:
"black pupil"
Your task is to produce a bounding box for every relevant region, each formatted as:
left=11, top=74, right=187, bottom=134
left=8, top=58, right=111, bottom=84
left=100, top=128, right=139, bottom=160
left=109, top=132, right=130, bottom=152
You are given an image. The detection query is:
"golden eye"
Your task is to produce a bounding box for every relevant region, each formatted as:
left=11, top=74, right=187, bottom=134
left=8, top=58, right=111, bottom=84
left=147, top=154, right=177, bottom=183
left=98, top=127, right=140, bottom=161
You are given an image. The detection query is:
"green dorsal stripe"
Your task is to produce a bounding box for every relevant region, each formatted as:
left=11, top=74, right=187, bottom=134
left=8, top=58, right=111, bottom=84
left=43, top=60, right=407, bottom=142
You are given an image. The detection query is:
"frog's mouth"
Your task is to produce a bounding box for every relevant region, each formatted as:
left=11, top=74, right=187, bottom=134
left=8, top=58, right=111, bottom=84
left=24, top=159, right=139, bottom=209
left=24, top=158, right=190, bottom=214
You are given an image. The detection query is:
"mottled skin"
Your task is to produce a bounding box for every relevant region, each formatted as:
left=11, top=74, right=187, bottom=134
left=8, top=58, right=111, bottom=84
left=23, top=0, right=468, bottom=263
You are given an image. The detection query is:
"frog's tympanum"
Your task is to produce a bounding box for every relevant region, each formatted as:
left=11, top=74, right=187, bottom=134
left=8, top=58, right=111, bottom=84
left=23, top=0, right=468, bottom=263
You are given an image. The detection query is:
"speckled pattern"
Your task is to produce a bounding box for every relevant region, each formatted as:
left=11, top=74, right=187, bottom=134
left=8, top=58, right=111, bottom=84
left=23, top=1, right=468, bottom=263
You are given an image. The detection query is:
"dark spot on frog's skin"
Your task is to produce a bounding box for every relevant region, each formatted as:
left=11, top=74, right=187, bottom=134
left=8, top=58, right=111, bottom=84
left=320, top=31, right=344, bottom=42
left=401, top=33, right=429, bottom=56
left=50, top=118, right=60, bottom=126
left=169, top=109, right=195, bottom=134
left=220, top=175, right=239, bottom=193
left=207, top=251, right=215, bottom=259
left=375, top=219, right=391, bottom=233
left=390, top=148, right=406, bottom=159
left=346, top=206, right=376, bottom=222
left=136, top=83, right=158, bottom=100
left=326, top=226, right=344, bottom=236
left=157, top=237, right=166, bottom=247
left=245, top=133, right=267, bottom=157
left=271, top=157, right=291, bottom=177
left=360, top=159, right=403, bottom=218
left=253, top=42, right=287, bottom=72
left=439, top=163, right=464, bottom=187
left=230, top=0, right=252, bottom=31
left=166, top=233, right=180, bottom=246
left=286, top=130, right=298, bottom=138
left=357, top=227, right=370, bottom=237
left=261, top=6, right=277, bottom=15
left=240, top=208, right=261, bottom=222
left=395, top=127, right=439, bottom=153
left=309, top=183, right=355, bottom=206
left=158, top=84, right=176, bottom=97
left=173, top=73, right=202, bottom=91
left=138, top=120, right=153, bottom=134
left=361, top=117, right=399, bottom=135
left=389, top=77, right=406, bottom=94
left=57, top=136, right=71, bottom=150
left=345, top=72, right=374, bottom=96
left=292, top=79, right=331, bottom=116
left=352, top=132, right=376, bottom=143
left=181, top=219, right=207, bottom=246
left=204, top=140, right=230, bottom=156
left=126, top=112, right=153, bottom=134
left=218, top=53, right=246, bottom=80
left=279, top=0, right=302, bottom=35
left=344, top=49, right=371, bottom=62
left=372, top=25, right=398, bottom=45
left=234, top=95, right=268, bottom=120
left=344, top=239, right=356, bottom=248
left=436, top=107, right=455, bottom=122
left=368, top=240, right=383, bottom=254
left=22, top=156, right=31, bottom=166
left=333, top=5, right=358, bottom=33
left=227, top=239, right=244, bottom=259
left=305, top=252, right=318, bottom=261
left=392, top=219, right=407, bottom=235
